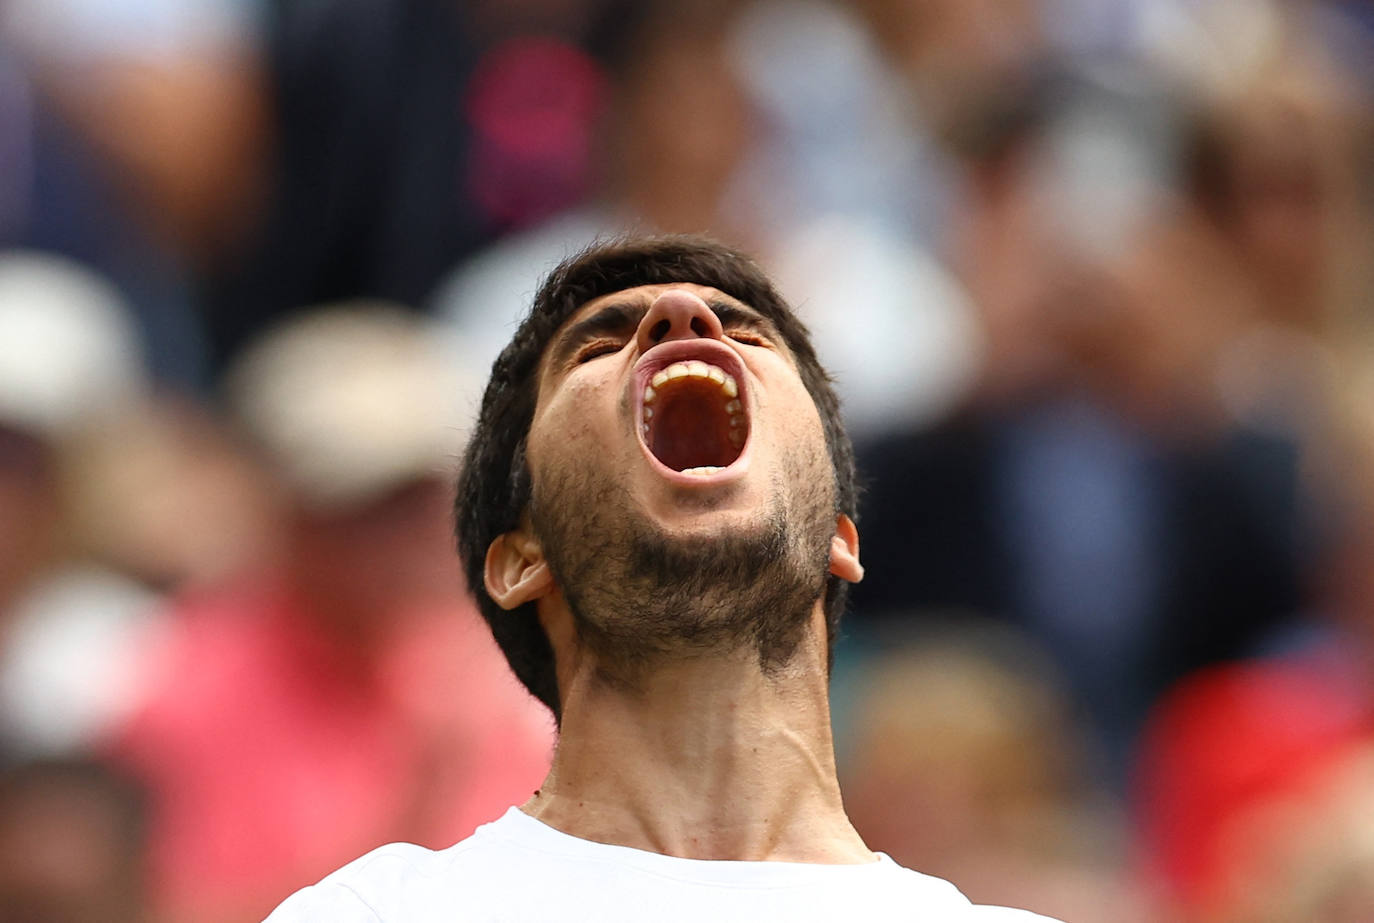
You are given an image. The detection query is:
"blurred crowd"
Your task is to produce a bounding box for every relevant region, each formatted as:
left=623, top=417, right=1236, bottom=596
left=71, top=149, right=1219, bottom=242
left=1, top=0, right=1373, bottom=920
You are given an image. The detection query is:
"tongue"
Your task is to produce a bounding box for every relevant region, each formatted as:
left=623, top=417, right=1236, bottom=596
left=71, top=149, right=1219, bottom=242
left=649, top=385, right=740, bottom=471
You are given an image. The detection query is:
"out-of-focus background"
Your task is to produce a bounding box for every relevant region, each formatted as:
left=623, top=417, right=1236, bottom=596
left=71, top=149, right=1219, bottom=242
left=1, top=0, right=1372, bottom=920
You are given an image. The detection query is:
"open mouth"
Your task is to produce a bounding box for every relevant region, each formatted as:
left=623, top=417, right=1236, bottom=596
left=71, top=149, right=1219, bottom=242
left=640, top=359, right=748, bottom=476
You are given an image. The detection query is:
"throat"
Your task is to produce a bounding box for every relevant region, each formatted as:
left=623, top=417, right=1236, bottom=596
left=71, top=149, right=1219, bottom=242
left=525, top=638, right=872, bottom=863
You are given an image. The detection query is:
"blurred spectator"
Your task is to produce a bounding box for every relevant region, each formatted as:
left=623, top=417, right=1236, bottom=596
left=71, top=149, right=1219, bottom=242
left=1133, top=652, right=1373, bottom=921
left=0, top=252, right=165, bottom=759
left=736, top=0, right=981, bottom=437
left=1186, top=14, right=1371, bottom=447
left=726, top=0, right=953, bottom=240
left=837, top=623, right=1153, bottom=923
left=108, top=306, right=553, bottom=923
left=1132, top=137, right=1374, bottom=917
left=767, top=214, right=981, bottom=438
left=430, top=0, right=755, bottom=379
left=59, top=397, right=284, bottom=593
left=1213, top=745, right=1374, bottom=923
left=852, top=63, right=1305, bottom=780
left=204, top=0, right=617, bottom=373
left=0, top=0, right=265, bottom=390
left=850, top=0, right=1046, bottom=149
left=2, top=0, right=268, bottom=262
left=0, top=756, right=151, bottom=923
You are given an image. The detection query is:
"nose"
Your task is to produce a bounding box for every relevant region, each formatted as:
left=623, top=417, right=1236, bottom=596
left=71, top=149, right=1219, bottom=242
left=635, top=289, right=725, bottom=354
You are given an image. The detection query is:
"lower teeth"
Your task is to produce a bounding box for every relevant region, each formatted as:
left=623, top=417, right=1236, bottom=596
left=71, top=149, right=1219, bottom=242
left=680, top=466, right=722, bottom=476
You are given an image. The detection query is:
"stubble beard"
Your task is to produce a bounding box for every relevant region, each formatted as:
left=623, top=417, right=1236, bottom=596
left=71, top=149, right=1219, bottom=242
left=528, top=452, right=836, bottom=684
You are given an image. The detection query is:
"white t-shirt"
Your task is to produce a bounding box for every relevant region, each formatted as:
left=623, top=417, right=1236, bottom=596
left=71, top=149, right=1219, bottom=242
left=266, top=808, right=1062, bottom=922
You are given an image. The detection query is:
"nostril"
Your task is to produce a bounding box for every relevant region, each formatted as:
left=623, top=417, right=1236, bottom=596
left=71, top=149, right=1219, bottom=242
left=649, top=319, right=671, bottom=342
left=690, top=317, right=710, bottom=337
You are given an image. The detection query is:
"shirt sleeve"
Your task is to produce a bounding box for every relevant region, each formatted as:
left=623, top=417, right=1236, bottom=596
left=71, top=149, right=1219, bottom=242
left=263, top=883, right=385, bottom=923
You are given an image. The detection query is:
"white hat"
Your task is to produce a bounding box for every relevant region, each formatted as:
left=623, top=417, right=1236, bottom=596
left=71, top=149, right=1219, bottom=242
left=0, top=250, right=147, bottom=438
left=225, top=303, right=482, bottom=511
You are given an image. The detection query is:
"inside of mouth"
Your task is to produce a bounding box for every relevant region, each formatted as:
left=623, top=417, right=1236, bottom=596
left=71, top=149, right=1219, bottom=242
left=647, top=380, right=745, bottom=472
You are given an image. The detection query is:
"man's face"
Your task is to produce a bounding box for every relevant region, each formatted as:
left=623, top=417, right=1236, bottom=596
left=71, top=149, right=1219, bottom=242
left=522, top=283, right=840, bottom=669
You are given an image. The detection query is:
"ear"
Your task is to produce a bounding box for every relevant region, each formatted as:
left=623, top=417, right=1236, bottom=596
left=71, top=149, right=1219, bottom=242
left=827, top=513, right=863, bottom=583
left=484, top=525, right=555, bottom=609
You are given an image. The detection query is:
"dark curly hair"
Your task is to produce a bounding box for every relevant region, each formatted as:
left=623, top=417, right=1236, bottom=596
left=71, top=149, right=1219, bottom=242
left=454, top=235, right=857, bottom=719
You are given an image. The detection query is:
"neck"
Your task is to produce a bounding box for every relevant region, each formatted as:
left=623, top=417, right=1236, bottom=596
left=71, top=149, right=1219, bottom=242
left=522, top=610, right=872, bottom=864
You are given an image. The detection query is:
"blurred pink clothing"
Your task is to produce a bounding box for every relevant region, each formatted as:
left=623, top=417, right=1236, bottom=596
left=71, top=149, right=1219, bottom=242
left=1133, top=646, right=1373, bottom=915
left=108, top=584, right=554, bottom=923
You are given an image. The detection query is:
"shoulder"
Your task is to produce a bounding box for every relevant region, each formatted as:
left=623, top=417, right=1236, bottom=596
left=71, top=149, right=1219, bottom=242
left=264, top=842, right=440, bottom=922
left=264, top=881, right=380, bottom=922
left=262, top=811, right=527, bottom=923
left=872, top=857, right=1066, bottom=922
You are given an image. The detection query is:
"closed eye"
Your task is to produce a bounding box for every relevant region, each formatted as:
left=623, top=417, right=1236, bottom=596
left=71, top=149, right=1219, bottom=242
left=575, top=340, right=625, bottom=363
left=711, top=302, right=778, bottom=350
left=727, top=330, right=769, bottom=347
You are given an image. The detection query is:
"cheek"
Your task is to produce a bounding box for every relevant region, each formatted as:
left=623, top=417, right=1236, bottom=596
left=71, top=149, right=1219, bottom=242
left=763, top=378, right=826, bottom=448
left=529, top=370, right=630, bottom=463
left=762, top=383, right=834, bottom=494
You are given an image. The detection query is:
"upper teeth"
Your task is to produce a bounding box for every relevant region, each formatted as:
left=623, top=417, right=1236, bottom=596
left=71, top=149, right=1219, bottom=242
left=642, top=360, right=746, bottom=448
left=648, top=361, right=738, bottom=397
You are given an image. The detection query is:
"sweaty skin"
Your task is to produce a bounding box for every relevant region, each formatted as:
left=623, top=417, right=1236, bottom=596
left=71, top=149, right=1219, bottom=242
left=483, top=284, right=868, bottom=864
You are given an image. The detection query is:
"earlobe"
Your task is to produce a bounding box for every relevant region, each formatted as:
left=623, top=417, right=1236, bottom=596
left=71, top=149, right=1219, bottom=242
left=828, top=513, right=863, bottom=583
left=484, top=528, right=555, bottom=609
